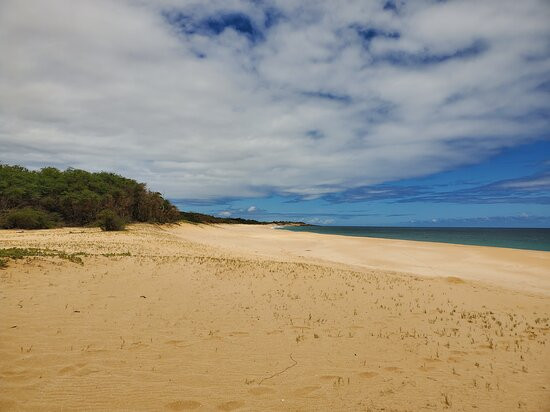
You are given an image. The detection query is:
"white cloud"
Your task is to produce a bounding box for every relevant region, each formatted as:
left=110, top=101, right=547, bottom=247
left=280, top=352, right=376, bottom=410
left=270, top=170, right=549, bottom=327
left=247, top=206, right=257, bottom=213
left=306, top=217, right=335, bottom=225
left=0, top=0, right=549, bottom=200
left=502, top=176, right=550, bottom=189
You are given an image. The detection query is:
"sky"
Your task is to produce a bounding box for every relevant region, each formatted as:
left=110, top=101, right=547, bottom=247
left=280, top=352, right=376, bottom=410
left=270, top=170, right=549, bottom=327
left=1, top=0, right=549, bottom=226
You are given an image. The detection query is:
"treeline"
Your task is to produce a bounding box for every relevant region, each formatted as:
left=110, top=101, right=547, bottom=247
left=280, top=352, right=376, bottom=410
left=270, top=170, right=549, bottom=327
left=180, top=211, right=258, bottom=224
left=180, top=211, right=265, bottom=224
left=0, top=164, right=180, bottom=229
left=179, top=211, right=306, bottom=226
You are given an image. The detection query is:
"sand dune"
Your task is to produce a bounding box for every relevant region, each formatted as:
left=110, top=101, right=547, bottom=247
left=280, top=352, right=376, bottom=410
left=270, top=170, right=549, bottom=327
left=1, top=223, right=549, bottom=411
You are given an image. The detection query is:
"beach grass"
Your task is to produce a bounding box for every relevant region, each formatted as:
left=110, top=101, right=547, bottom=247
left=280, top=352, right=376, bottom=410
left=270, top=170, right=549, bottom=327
left=0, top=247, right=86, bottom=267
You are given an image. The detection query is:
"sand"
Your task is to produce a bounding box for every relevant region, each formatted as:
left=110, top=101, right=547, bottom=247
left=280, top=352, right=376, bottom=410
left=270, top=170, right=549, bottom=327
left=1, top=223, right=549, bottom=411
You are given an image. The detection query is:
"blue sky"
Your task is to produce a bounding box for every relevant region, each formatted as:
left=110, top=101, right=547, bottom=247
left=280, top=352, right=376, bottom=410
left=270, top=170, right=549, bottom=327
left=172, top=140, right=550, bottom=226
left=1, top=0, right=549, bottom=226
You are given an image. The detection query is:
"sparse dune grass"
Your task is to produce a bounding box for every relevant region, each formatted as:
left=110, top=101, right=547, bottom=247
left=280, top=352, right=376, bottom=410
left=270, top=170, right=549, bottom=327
left=0, top=247, right=133, bottom=268
left=0, top=247, right=85, bottom=266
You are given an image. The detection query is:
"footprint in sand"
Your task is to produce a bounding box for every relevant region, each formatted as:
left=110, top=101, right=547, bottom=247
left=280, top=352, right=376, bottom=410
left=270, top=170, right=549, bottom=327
left=228, top=332, right=249, bottom=337
left=129, top=342, right=149, bottom=350
left=58, top=364, right=99, bottom=377
left=165, top=340, right=187, bottom=348
left=359, top=371, right=378, bottom=378
left=293, top=385, right=321, bottom=396
left=165, top=400, right=202, bottom=410
left=74, top=367, right=100, bottom=377
left=58, top=366, right=76, bottom=375
left=446, top=276, right=465, bottom=284
left=320, top=375, right=342, bottom=381
left=217, top=400, right=245, bottom=410
left=384, top=366, right=401, bottom=372
left=248, top=387, right=275, bottom=396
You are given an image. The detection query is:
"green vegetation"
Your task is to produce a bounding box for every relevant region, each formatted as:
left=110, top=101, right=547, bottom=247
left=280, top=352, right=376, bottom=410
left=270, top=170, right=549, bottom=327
left=96, top=209, right=126, bottom=231
left=101, top=251, right=131, bottom=257
left=0, top=247, right=133, bottom=268
left=0, top=164, right=180, bottom=229
left=0, top=247, right=85, bottom=267
left=1, top=207, right=60, bottom=229
left=179, top=211, right=306, bottom=226
left=0, top=163, right=306, bottom=230
left=180, top=211, right=263, bottom=224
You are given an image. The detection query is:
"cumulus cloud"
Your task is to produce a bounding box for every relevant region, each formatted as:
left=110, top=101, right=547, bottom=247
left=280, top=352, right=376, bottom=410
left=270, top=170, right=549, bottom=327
left=306, top=217, right=335, bottom=225
left=1, top=0, right=549, bottom=200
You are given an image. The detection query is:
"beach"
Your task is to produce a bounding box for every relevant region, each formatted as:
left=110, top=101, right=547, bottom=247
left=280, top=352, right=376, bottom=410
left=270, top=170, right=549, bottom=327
left=1, top=223, right=549, bottom=411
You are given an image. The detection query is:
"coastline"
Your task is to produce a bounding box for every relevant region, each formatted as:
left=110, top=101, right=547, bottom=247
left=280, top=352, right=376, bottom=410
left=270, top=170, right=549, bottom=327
left=276, top=225, right=550, bottom=252
left=1, top=223, right=549, bottom=411
left=172, top=223, right=550, bottom=297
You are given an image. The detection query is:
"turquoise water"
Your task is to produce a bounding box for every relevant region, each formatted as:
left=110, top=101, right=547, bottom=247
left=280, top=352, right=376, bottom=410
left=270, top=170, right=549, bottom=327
left=280, top=226, right=550, bottom=252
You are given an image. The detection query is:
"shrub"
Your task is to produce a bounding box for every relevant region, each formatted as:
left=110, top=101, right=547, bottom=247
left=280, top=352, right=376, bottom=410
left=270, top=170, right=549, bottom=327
left=0, top=164, right=181, bottom=226
left=0, top=208, right=58, bottom=229
left=96, top=210, right=125, bottom=231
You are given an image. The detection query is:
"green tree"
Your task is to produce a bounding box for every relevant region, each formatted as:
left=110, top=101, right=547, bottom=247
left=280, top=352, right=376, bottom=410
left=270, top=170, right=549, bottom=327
left=0, top=163, right=180, bottom=228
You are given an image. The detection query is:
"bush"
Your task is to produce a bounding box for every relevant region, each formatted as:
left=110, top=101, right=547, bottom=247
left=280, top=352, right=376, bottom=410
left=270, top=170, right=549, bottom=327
left=0, top=208, right=58, bottom=229
left=96, top=210, right=125, bottom=231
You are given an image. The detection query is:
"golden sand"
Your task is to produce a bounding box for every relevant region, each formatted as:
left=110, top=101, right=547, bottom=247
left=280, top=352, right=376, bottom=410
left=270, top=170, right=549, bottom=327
left=1, top=223, right=549, bottom=411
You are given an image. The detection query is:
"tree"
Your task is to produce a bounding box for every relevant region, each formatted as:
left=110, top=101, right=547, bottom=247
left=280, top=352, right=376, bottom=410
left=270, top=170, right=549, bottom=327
left=0, top=164, right=180, bottom=228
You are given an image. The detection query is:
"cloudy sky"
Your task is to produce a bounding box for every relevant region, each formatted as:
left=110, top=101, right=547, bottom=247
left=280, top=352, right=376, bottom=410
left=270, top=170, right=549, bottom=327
left=1, top=0, right=549, bottom=226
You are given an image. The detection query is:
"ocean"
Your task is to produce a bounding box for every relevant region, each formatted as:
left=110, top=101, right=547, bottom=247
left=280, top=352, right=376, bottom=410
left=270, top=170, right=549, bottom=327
left=279, top=226, right=550, bottom=252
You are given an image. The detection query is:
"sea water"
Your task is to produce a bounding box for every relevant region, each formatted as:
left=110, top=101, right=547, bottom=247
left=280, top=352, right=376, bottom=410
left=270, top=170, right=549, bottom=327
left=279, top=226, right=550, bottom=252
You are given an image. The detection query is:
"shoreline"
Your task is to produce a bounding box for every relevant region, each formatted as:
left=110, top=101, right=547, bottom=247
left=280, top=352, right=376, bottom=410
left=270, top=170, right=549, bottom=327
left=275, top=225, right=550, bottom=252
left=170, top=223, right=550, bottom=297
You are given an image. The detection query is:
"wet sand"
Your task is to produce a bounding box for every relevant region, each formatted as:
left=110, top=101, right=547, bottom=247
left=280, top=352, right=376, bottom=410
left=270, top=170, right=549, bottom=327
left=1, top=223, right=549, bottom=411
